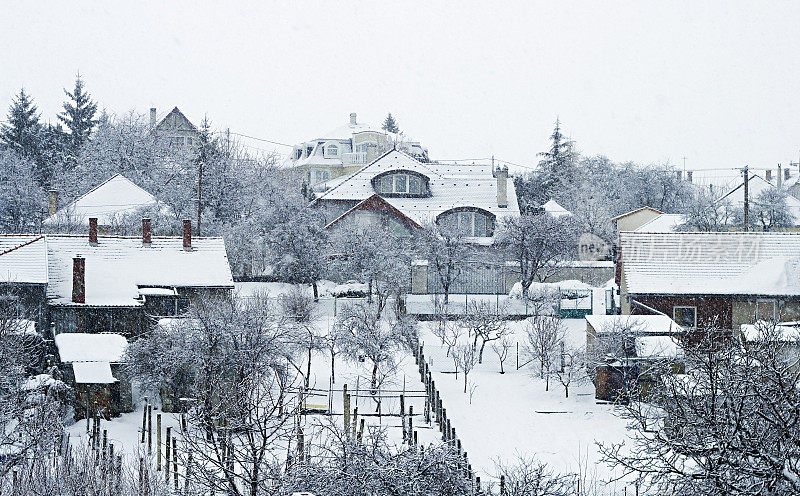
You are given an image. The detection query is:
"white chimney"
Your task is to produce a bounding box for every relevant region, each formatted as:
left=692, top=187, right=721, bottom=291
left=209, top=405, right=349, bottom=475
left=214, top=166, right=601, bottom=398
left=349, top=113, right=357, bottom=126
left=496, top=166, right=508, bottom=208
left=150, top=108, right=157, bottom=128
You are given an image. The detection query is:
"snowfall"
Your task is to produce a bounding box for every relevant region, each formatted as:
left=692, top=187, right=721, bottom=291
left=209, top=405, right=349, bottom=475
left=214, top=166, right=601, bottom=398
left=67, top=280, right=635, bottom=493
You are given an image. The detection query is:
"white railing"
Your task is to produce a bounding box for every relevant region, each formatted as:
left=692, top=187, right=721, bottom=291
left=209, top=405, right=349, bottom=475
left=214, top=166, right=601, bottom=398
left=341, top=151, right=367, bottom=165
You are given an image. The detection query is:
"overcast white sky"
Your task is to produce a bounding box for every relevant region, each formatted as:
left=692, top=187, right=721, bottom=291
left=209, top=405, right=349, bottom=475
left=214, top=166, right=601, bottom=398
left=2, top=1, right=799, bottom=174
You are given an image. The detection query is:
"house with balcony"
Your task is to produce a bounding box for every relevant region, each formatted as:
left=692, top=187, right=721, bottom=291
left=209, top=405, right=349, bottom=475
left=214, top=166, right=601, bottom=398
left=289, top=113, right=429, bottom=191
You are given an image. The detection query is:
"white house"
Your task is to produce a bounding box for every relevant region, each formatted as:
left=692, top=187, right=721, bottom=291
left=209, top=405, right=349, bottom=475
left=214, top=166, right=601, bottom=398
left=311, top=149, right=520, bottom=241
left=44, top=174, right=171, bottom=229
left=289, top=113, right=429, bottom=190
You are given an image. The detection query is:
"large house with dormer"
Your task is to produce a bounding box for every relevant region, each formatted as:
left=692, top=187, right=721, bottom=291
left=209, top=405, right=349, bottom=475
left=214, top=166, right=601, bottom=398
left=289, top=113, right=429, bottom=191
left=311, top=149, right=519, bottom=241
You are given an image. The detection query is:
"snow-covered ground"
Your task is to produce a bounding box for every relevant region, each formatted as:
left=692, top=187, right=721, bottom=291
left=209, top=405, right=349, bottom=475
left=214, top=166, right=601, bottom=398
left=67, top=282, right=633, bottom=493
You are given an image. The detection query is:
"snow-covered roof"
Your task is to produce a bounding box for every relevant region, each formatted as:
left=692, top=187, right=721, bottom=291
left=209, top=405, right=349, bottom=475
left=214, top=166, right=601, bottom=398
left=635, top=335, right=683, bottom=358
left=72, top=362, right=116, bottom=384
left=542, top=199, right=572, bottom=218
left=741, top=322, right=800, bottom=342
left=620, top=231, right=800, bottom=296
left=0, top=233, right=234, bottom=306
left=635, top=214, right=686, bottom=233
left=612, top=206, right=663, bottom=222
left=718, top=174, right=800, bottom=225
left=44, top=174, right=167, bottom=227
left=314, top=150, right=520, bottom=227
left=586, top=314, right=682, bottom=335
left=0, top=236, right=48, bottom=284
left=45, top=235, right=234, bottom=306
left=55, top=333, right=128, bottom=363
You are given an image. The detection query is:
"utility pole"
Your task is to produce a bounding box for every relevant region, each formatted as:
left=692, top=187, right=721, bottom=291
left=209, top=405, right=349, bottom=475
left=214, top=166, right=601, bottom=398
left=197, top=159, right=203, bottom=237
left=742, top=164, right=749, bottom=232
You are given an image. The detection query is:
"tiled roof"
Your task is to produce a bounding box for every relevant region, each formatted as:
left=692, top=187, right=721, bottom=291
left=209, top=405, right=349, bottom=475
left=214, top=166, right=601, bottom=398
left=0, top=236, right=48, bottom=284
left=0, top=234, right=234, bottom=306
left=620, top=231, right=800, bottom=296
left=314, top=150, right=520, bottom=225
left=44, top=174, right=168, bottom=226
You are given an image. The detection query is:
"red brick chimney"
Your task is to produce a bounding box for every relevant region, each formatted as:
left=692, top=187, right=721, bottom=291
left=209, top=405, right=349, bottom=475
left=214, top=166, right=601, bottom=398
left=142, top=218, right=152, bottom=245
left=89, top=218, right=98, bottom=245
left=72, top=256, right=85, bottom=303
left=183, top=220, right=192, bottom=250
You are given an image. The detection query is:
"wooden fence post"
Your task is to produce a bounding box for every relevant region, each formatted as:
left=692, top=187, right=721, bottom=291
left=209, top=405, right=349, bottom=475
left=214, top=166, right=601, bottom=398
left=147, top=405, right=152, bottom=455
left=165, top=427, right=171, bottom=481
left=156, top=413, right=162, bottom=470
left=343, top=384, right=350, bottom=435
left=408, top=406, right=414, bottom=444
left=141, top=397, right=147, bottom=443
left=400, top=394, right=406, bottom=442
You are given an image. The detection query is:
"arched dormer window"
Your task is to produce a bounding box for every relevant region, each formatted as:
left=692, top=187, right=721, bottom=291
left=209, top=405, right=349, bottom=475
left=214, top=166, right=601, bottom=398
left=436, top=207, right=496, bottom=237
left=325, top=143, right=339, bottom=157
left=371, top=170, right=430, bottom=197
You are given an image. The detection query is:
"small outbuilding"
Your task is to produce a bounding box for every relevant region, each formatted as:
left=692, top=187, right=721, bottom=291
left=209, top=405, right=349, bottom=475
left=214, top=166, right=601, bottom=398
left=55, top=333, right=132, bottom=419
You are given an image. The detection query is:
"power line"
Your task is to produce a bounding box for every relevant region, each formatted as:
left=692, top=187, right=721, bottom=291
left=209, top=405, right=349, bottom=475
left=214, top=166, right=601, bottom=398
left=218, top=130, right=293, bottom=148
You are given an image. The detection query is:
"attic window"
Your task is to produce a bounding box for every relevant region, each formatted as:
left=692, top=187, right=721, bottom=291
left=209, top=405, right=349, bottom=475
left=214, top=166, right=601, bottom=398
left=372, top=170, right=429, bottom=197
left=325, top=144, right=339, bottom=158
left=437, top=207, right=496, bottom=237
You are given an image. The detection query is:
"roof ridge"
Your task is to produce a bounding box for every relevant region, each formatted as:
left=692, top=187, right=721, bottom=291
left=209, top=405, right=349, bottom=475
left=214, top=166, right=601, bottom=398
left=0, top=235, right=44, bottom=257
left=46, top=173, right=155, bottom=221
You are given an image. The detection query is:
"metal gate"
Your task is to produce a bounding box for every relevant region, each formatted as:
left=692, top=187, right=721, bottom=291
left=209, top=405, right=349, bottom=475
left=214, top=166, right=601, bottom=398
left=426, top=262, right=506, bottom=294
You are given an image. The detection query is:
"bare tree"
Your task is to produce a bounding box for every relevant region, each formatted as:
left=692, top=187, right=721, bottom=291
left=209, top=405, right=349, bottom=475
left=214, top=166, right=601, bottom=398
left=334, top=304, right=404, bottom=395
left=524, top=314, right=565, bottom=391
left=553, top=345, right=585, bottom=398
left=496, top=213, right=577, bottom=298
left=461, top=300, right=510, bottom=363
left=492, top=455, right=575, bottom=496
left=600, top=322, right=800, bottom=495
left=491, top=335, right=514, bottom=374
left=417, top=223, right=471, bottom=305
left=453, top=343, right=478, bottom=393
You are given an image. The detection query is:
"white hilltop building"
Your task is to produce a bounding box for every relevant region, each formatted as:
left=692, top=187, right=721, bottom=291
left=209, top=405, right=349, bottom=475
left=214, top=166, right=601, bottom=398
left=288, top=112, right=429, bottom=191
left=311, top=149, right=519, bottom=242
left=44, top=174, right=172, bottom=230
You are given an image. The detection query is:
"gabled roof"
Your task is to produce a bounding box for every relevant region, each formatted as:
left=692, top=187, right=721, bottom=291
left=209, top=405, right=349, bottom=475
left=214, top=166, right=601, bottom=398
left=324, top=194, right=423, bottom=230
left=717, top=174, right=800, bottom=225
left=620, top=231, right=800, bottom=296
left=0, top=234, right=234, bottom=306
left=313, top=149, right=520, bottom=226
left=45, top=235, right=234, bottom=306
left=155, top=107, right=198, bottom=133
left=542, top=199, right=572, bottom=218
left=0, top=236, right=48, bottom=284
left=55, top=333, right=128, bottom=363
left=44, top=174, right=167, bottom=227
left=634, top=214, right=686, bottom=233
left=612, top=206, right=663, bottom=222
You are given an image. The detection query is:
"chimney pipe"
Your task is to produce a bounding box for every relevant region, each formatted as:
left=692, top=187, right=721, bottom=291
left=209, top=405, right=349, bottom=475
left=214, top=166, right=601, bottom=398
left=150, top=108, right=157, bottom=128
left=778, top=164, right=783, bottom=188
left=686, top=171, right=693, bottom=183
left=496, top=166, right=508, bottom=208
left=766, top=169, right=772, bottom=182
left=182, top=219, right=192, bottom=250
left=676, top=171, right=682, bottom=181
left=142, top=218, right=152, bottom=245
left=88, top=218, right=98, bottom=245
left=785, top=167, right=791, bottom=181
left=72, top=256, right=85, bottom=304
left=48, top=190, right=59, bottom=216
left=349, top=112, right=357, bottom=126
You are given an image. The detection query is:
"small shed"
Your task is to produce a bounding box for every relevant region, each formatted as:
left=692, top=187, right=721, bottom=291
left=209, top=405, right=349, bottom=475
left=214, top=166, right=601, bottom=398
left=55, top=333, right=132, bottom=419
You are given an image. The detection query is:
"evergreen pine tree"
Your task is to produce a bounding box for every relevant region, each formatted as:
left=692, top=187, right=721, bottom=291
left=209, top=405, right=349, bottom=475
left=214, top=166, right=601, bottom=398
left=1, top=88, right=41, bottom=158
left=58, top=74, right=98, bottom=150
left=382, top=112, right=400, bottom=134
left=537, top=117, right=578, bottom=194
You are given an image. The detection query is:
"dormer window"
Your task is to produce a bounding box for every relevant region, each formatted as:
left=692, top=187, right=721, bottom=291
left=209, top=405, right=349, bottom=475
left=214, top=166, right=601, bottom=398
left=325, top=144, right=339, bottom=158
left=437, top=207, right=496, bottom=237
left=372, top=170, right=430, bottom=197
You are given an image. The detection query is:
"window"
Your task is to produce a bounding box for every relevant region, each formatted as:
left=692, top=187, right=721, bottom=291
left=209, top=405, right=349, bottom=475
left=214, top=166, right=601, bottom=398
left=172, top=136, right=185, bottom=147
left=437, top=209, right=495, bottom=237
left=186, top=137, right=194, bottom=146
left=756, top=299, right=777, bottom=321
left=326, top=144, right=339, bottom=157
left=373, top=171, right=429, bottom=196
left=673, top=306, right=697, bottom=328
left=312, top=169, right=331, bottom=184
